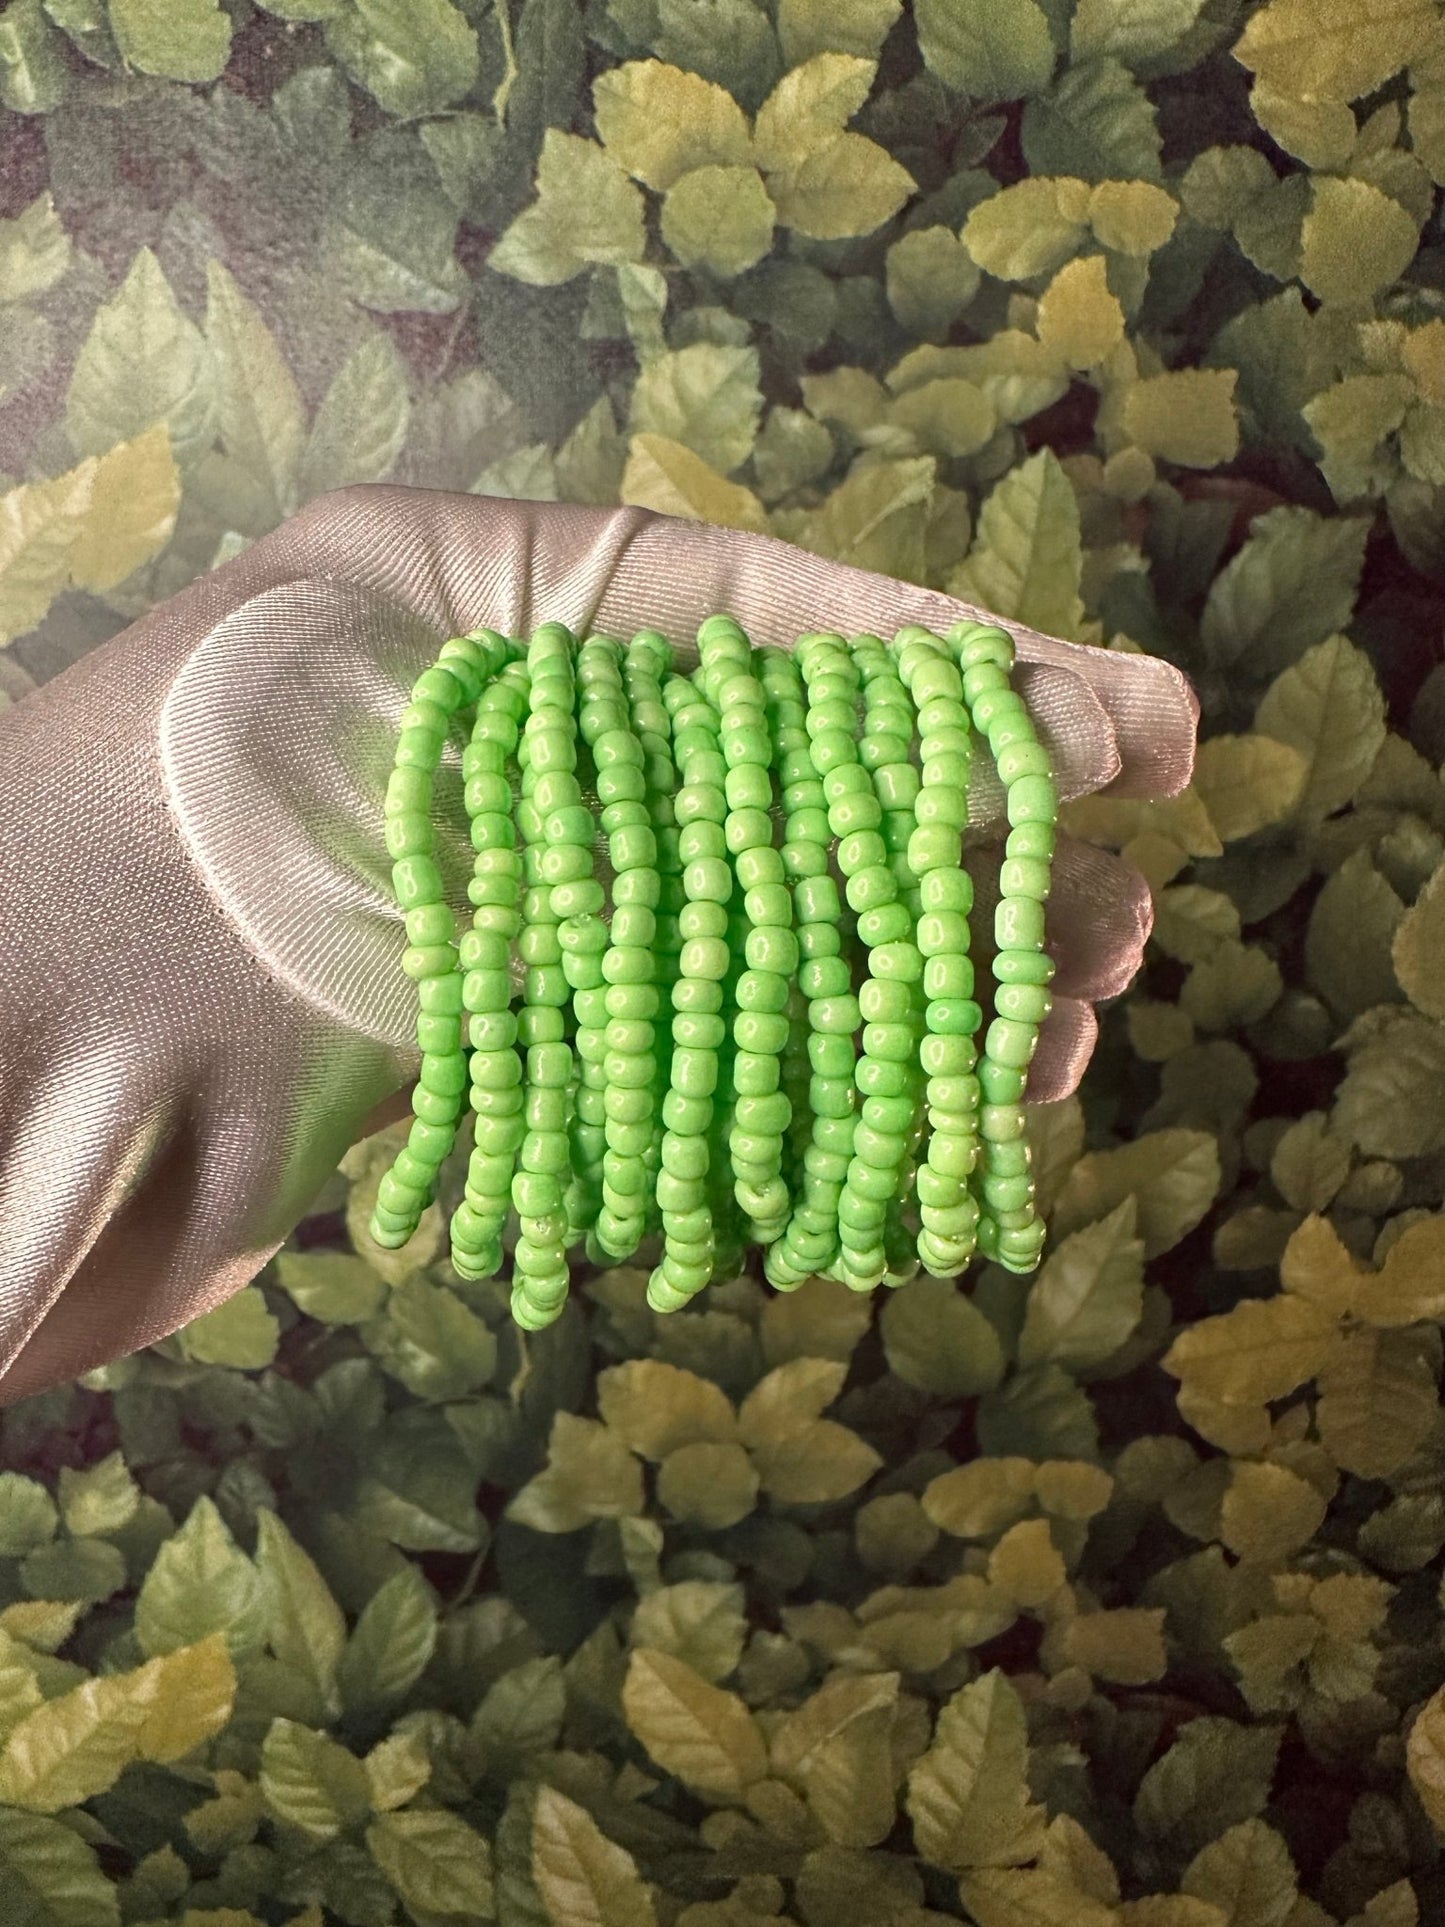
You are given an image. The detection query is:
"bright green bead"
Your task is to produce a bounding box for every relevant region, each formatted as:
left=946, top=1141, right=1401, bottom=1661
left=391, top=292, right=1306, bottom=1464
left=980, top=1102, right=1027, bottom=1141
left=857, top=1057, right=908, bottom=1097
left=745, top=926, right=798, bottom=974
left=924, top=953, right=975, bottom=999
left=994, top=947, right=1056, bottom=986
left=737, top=1011, right=789, bottom=1053
left=996, top=982, right=1052, bottom=1024
left=999, top=856, right=1051, bottom=901
left=996, top=740, right=1051, bottom=784
left=871, top=941, right=922, bottom=982
left=858, top=979, right=911, bottom=1023
left=405, top=903, right=455, bottom=947
left=1007, top=820, right=1057, bottom=861
left=862, top=1021, right=912, bottom=1062
left=996, top=897, right=1046, bottom=951
left=419, top=1052, right=467, bottom=1096
left=928, top=1133, right=975, bottom=1179
left=856, top=902, right=911, bottom=945
left=417, top=1013, right=462, bottom=1053
left=917, top=910, right=970, bottom=957
left=925, top=997, right=982, bottom=1034
left=986, top=1018, right=1038, bottom=1070
left=393, top=854, right=444, bottom=908
left=1007, top=774, right=1058, bottom=825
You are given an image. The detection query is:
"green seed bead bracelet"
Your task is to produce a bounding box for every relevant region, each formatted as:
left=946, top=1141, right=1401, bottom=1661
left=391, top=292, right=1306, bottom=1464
left=369, top=614, right=1061, bottom=1323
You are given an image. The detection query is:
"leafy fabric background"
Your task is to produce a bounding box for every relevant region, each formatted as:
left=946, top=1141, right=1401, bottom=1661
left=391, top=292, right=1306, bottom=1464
left=3, top=0, right=1445, bottom=1922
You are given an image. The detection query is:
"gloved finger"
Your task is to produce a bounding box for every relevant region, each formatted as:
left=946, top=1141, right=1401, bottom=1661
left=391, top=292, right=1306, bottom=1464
left=968, top=836, right=1154, bottom=1006
left=284, top=486, right=1196, bottom=811
left=1028, top=997, right=1100, bottom=1104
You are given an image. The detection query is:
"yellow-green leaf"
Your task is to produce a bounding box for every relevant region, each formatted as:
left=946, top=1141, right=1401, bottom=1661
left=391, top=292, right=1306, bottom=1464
left=0, top=194, right=69, bottom=305
left=1254, top=635, right=1387, bottom=822
left=769, top=132, right=915, bottom=240
left=599, top=1358, right=738, bottom=1459
left=1052, top=1129, right=1222, bottom=1257
left=923, top=1457, right=1038, bottom=1540
left=1394, top=858, right=1445, bottom=1021
left=1233, top=0, right=1436, bottom=100
left=1037, top=254, right=1124, bottom=369
left=770, top=1670, right=899, bottom=1848
left=0, top=1666, right=157, bottom=1813
left=366, top=1806, right=495, bottom=1918
left=507, top=1413, right=645, bottom=1533
left=915, top=0, right=1057, bottom=102
left=260, top=1717, right=370, bottom=1841
left=1163, top=1293, right=1338, bottom=1404
left=1181, top=1818, right=1298, bottom=1927
left=255, top=1511, right=347, bottom=1714
left=1089, top=179, right=1179, bottom=254
left=906, top=1670, right=1047, bottom=1871
left=1299, top=178, right=1420, bottom=306
left=178, top=1287, right=281, bottom=1372
left=1019, top=1198, right=1147, bottom=1371
left=134, top=1496, right=267, bottom=1661
left=622, top=1649, right=767, bottom=1804
left=532, top=1785, right=656, bottom=1927
left=963, top=178, right=1093, bottom=281
left=754, top=53, right=876, bottom=171
left=949, top=446, right=1086, bottom=638
left=880, top=1275, right=1007, bottom=1397
left=1407, top=1684, right=1445, bottom=1834
left=491, top=132, right=646, bottom=286
left=661, top=166, right=776, bottom=278
left=592, top=59, right=752, bottom=190
left=1191, top=735, right=1307, bottom=841
left=109, top=0, right=231, bottom=83
left=205, top=261, right=304, bottom=522
left=621, top=434, right=766, bottom=532
left=0, top=461, right=94, bottom=645
left=1124, top=368, right=1239, bottom=469
left=138, top=1637, right=237, bottom=1764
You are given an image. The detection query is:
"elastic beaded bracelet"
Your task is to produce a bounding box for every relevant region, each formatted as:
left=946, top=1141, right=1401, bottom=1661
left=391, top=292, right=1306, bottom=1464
left=890, top=625, right=983, bottom=1281
left=949, top=620, right=1057, bottom=1275
left=452, top=649, right=530, bottom=1279
left=620, top=630, right=680, bottom=1248
left=697, top=615, right=795, bottom=1248
left=510, top=623, right=584, bottom=1330
left=370, top=633, right=493, bottom=1250
left=579, top=633, right=657, bottom=1263
left=847, top=631, right=926, bottom=1291
left=647, top=669, right=730, bottom=1314
left=755, top=644, right=838, bottom=1292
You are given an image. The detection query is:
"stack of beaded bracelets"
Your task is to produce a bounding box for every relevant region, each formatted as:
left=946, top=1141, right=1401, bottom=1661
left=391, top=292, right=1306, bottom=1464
left=369, top=615, right=1059, bottom=1328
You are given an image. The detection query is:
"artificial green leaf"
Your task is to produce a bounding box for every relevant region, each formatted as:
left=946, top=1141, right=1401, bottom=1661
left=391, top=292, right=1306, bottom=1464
left=1051, top=1130, right=1220, bottom=1259
left=0, top=1474, right=59, bottom=1558
left=134, top=1496, right=267, bottom=1661
left=772, top=1669, right=899, bottom=1847
left=768, top=132, right=915, bottom=241
left=531, top=1786, right=656, bottom=1927
left=622, top=1649, right=767, bottom=1804
left=1335, top=1011, right=1445, bottom=1158
left=1124, top=368, right=1239, bottom=469
left=299, top=333, right=411, bottom=500
left=1407, top=1684, right=1445, bottom=1834
left=261, top=1718, right=371, bottom=1841
left=1305, top=846, right=1404, bottom=1018
left=178, top=1287, right=280, bottom=1371
left=1200, top=507, right=1368, bottom=672
left=205, top=260, right=304, bottom=522
left=337, top=1564, right=437, bottom=1715
left=0, top=1808, right=120, bottom=1925
left=1162, top=1293, right=1337, bottom=1404
left=367, top=1806, right=495, bottom=1920
left=776, top=0, right=903, bottom=66
left=886, top=225, right=981, bottom=341
left=1037, top=253, right=1124, bottom=368
left=420, top=113, right=503, bottom=217
left=0, top=0, right=66, bottom=111
left=1022, top=58, right=1163, bottom=182
left=20, top=1539, right=126, bottom=1607
left=914, top=0, right=1056, bottom=102
left=621, top=433, right=767, bottom=531
left=592, top=58, right=752, bottom=189
left=58, top=1453, right=138, bottom=1539
left=255, top=1511, right=347, bottom=1715
left=629, top=343, right=763, bottom=476
left=1019, top=1199, right=1146, bottom=1371
left=963, top=177, right=1092, bottom=281
left=68, top=425, right=179, bottom=594
left=324, top=0, right=479, bottom=118
left=880, top=1275, right=1006, bottom=1396
left=368, top=1275, right=498, bottom=1400
left=1394, top=857, right=1445, bottom=1020
left=661, top=166, right=776, bottom=278
left=0, top=463, right=93, bottom=645
left=906, top=1670, right=1046, bottom=1871
left=490, top=132, right=646, bottom=285
left=1134, top=1718, right=1282, bottom=1861
left=1071, top=0, right=1207, bottom=64
left=1233, top=0, right=1436, bottom=101
left=274, top=1251, right=388, bottom=1326
left=1090, top=179, right=1178, bottom=253
left=1254, top=635, right=1387, bottom=821
left=108, top=0, right=231, bottom=83
left=508, top=1413, right=645, bottom=1532
left=0, top=1666, right=157, bottom=1813
left=1317, top=1326, right=1437, bottom=1476
left=629, top=1582, right=747, bottom=1684
left=949, top=446, right=1086, bottom=637
left=0, top=195, right=69, bottom=305
left=1299, top=178, right=1419, bottom=305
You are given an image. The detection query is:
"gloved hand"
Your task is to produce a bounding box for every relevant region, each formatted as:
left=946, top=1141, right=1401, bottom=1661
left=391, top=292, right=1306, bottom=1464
left=0, top=484, right=1197, bottom=1405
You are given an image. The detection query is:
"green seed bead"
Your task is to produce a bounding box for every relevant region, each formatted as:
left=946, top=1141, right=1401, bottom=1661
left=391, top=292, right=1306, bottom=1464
left=1007, top=774, right=1058, bottom=825
left=405, top=903, right=455, bottom=947
left=985, top=1018, right=1038, bottom=1070
left=393, top=854, right=444, bottom=908
left=420, top=1052, right=468, bottom=1097
left=993, top=948, right=1057, bottom=986
left=996, top=897, right=1046, bottom=951
left=996, top=740, right=1051, bottom=784
left=924, top=953, right=975, bottom=999
left=995, top=982, right=1052, bottom=1024
left=856, top=901, right=912, bottom=945
left=1007, top=820, right=1057, bottom=861
left=980, top=1103, right=1027, bottom=1141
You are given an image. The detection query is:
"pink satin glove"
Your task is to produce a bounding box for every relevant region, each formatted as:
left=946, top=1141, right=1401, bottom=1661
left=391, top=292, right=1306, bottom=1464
left=0, top=485, right=1197, bottom=1404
